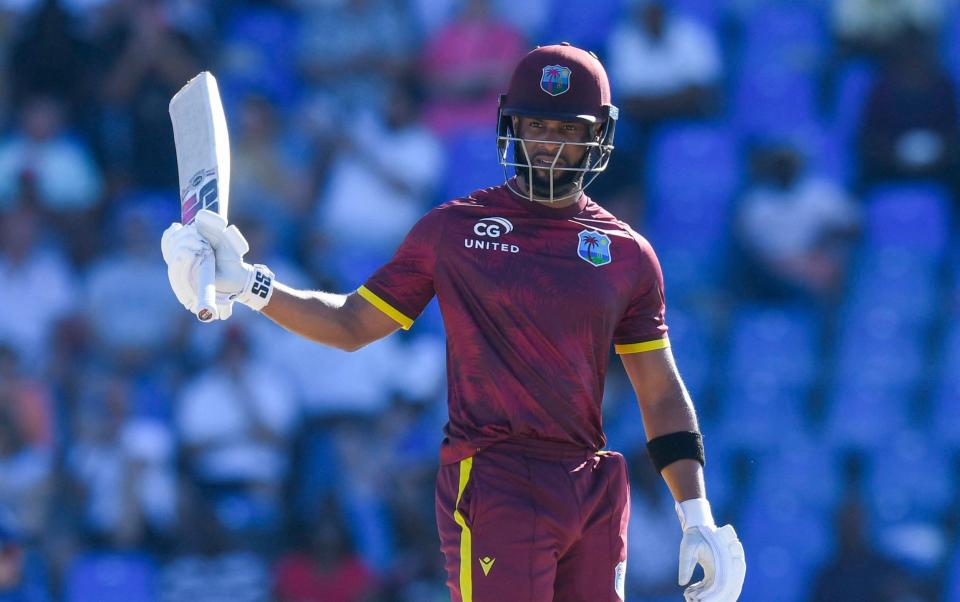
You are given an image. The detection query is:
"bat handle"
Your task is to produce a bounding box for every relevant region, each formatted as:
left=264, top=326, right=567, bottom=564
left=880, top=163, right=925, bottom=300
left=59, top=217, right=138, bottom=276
left=196, top=250, right=218, bottom=322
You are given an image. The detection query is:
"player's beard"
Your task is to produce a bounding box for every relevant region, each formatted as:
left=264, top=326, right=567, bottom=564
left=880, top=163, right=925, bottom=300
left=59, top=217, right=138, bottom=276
left=514, top=147, right=585, bottom=202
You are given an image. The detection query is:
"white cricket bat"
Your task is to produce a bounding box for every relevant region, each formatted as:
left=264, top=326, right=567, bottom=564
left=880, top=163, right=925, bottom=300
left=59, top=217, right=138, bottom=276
left=169, top=72, right=231, bottom=322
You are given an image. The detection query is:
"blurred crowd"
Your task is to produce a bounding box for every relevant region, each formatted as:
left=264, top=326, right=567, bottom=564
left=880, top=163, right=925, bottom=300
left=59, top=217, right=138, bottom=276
left=1, top=0, right=960, bottom=600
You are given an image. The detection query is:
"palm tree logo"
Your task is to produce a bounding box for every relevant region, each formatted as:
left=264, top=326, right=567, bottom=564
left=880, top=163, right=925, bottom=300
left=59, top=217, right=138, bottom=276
left=541, top=65, right=571, bottom=96
left=578, top=229, right=612, bottom=266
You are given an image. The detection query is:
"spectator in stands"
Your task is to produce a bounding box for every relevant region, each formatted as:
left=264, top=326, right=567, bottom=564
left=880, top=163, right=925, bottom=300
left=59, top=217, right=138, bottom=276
left=858, top=29, right=960, bottom=193
left=833, top=0, right=943, bottom=58
left=606, top=0, right=721, bottom=125
left=295, top=0, right=416, bottom=115
left=810, top=498, right=923, bottom=601
left=7, top=0, right=90, bottom=118
left=0, top=96, right=102, bottom=214
left=175, top=325, right=298, bottom=534
left=315, top=76, right=442, bottom=282
left=602, top=0, right=721, bottom=204
left=0, top=204, right=76, bottom=365
left=160, top=491, right=270, bottom=602
left=273, top=497, right=377, bottom=602
left=83, top=199, right=182, bottom=362
left=419, top=0, right=526, bottom=134
left=0, top=413, right=51, bottom=541
left=231, top=94, right=312, bottom=237
left=0, top=509, right=51, bottom=602
left=68, top=373, right=176, bottom=548
left=734, top=141, right=860, bottom=305
left=95, top=0, right=200, bottom=189
left=0, top=346, right=53, bottom=452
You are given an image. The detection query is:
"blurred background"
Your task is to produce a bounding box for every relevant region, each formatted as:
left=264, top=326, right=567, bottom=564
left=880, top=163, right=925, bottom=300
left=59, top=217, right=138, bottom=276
left=1, top=0, right=960, bottom=600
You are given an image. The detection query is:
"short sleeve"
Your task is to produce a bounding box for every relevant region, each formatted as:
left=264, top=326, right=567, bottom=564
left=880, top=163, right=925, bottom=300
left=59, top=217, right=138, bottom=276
left=613, top=238, right=669, bottom=354
left=358, top=208, right=442, bottom=330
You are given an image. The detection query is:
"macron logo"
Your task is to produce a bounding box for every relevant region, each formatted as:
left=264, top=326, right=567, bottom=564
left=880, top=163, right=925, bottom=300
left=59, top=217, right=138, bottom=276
left=473, top=217, right=513, bottom=238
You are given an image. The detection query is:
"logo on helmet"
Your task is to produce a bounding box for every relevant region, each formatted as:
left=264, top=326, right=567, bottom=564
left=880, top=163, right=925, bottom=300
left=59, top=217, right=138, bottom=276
left=540, top=65, right=571, bottom=96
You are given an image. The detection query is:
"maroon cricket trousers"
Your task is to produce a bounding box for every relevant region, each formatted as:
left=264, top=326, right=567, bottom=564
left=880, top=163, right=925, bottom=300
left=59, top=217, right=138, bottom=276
left=436, top=439, right=630, bottom=602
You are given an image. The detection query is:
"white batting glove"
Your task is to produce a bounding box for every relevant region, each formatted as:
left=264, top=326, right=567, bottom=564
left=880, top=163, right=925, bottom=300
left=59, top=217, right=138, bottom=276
left=194, top=210, right=275, bottom=311
left=677, top=498, right=746, bottom=602
left=160, top=222, right=235, bottom=319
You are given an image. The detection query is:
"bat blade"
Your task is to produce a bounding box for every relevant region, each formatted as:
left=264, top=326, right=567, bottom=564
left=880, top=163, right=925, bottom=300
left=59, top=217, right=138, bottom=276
left=169, top=71, right=231, bottom=322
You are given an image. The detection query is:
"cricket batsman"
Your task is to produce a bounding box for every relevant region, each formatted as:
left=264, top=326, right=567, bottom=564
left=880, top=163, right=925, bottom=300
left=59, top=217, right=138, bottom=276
left=161, top=43, right=746, bottom=601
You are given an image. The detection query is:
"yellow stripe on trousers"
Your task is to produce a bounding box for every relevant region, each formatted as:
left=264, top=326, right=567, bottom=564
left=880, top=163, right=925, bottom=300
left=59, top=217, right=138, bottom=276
left=453, top=457, right=474, bottom=602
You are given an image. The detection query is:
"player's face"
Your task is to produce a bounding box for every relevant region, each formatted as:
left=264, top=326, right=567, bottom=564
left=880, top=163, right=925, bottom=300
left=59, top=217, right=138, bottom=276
left=514, top=116, right=593, bottom=187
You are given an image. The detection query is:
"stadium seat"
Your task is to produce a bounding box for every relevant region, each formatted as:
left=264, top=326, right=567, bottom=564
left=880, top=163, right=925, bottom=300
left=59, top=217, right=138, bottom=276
left=738, top=489, right=832, bottom=602
left=724, top=305, right=819, bottom=390
left=220, top=7, right=300, bottom=108
left=440, top=130, right=504, bottom=201
left=844, top=250, right=940, bottom=320
left=862, top=183, right=953, bottom=259
left=932, top=324, right=960, bottom=443
left=732, top=70, right=819, bottom=136
left=753, top=437, right=842, bottom=513
left=740, top=4, right=827, bottom=76
left=833, top=306, right=926, bottom=391
left=646, top=124, right=739, bottom=297
left=865, top=431, right=952, bottom=524
left=647, top=123, right=740, bottom=206
left=670, top=0, right=725, bottom=30
left=539, top=0, right=622, bottom=50
left=717, top=306, right=820, bottom=448
left=831, top=60, right=876, bottom=143
left=825, top=384, right=910, bottom=447
left=65, top=552, right=156, bottom=602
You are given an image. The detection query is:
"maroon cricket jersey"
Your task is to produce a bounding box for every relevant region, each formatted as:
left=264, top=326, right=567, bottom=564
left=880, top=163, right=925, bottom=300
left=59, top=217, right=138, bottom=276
left=359, top=180, right=669, bottom=465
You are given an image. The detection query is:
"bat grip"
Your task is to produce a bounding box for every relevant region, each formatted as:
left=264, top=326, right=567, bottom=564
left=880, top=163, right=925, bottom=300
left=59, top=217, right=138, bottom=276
left=196, top=250, right=218, bottom=322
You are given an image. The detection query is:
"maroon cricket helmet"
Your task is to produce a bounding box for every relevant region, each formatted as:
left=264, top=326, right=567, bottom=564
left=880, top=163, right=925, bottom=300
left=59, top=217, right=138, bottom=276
left=496, top=42, right=618, bottom=202
left=501, top=42, right=615, bottom=123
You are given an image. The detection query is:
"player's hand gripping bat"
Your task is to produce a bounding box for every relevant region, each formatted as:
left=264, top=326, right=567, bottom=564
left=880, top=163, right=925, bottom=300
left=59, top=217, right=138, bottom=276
left=169, top=72, right=231, bottom=322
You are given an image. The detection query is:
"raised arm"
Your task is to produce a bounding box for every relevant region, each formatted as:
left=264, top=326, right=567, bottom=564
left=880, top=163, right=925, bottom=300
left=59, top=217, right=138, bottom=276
left=261, top=284, right=400, bottom=351
left=160, top=210, right=403, bottom=351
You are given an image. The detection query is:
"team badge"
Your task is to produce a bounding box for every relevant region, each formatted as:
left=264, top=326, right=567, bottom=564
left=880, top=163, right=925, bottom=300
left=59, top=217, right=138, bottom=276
left=577, top=229, right=612, bottom=267
left=541, top=65, right=571, bottom=96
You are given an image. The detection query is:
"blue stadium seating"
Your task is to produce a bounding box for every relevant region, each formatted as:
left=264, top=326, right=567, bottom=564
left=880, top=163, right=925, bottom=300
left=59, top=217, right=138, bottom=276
left=739, top=4, right=827, bottom=77
left=845, top=250, right=940, bottom=319
left=646, top=124, right=739, bottom=298
left=862, top=183, right=953, bottom=259
left=440, top=129, right=504, bottom=202
left=932, top=323, right=960, bottom=444
left=825, top=384, right=910, bottom=447
left=732, top=70, right=819, bottom=136
left=670, top=0, right=725, bottom=30
left=753, top=437, right=842, bottom=514
left=739, top=489, right=832, bottom=602
left=718, top=306, right=819, bottom=448
left=220, top=7, right=301, bottom=109
left=65, top=553, right=156, bottom=602
left=831, top=60, right=876, bottom=143
left=866, top=431, right=953, bottom=524
left=833, top=308, right=926, bottom=392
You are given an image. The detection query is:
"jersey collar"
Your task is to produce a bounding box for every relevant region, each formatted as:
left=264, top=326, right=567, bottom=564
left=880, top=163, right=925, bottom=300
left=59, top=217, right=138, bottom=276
left=502, top=177, right=590, bottom=219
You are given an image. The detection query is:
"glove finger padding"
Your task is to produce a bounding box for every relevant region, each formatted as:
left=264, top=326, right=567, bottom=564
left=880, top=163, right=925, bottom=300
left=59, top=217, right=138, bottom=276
left=161, top=222, right=208, bottom=312
left=679, top=525, right=745, bottom=602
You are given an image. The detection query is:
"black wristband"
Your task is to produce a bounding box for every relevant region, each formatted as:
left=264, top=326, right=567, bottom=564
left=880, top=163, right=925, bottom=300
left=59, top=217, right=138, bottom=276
left=646, top=431, right=705, bottom=472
